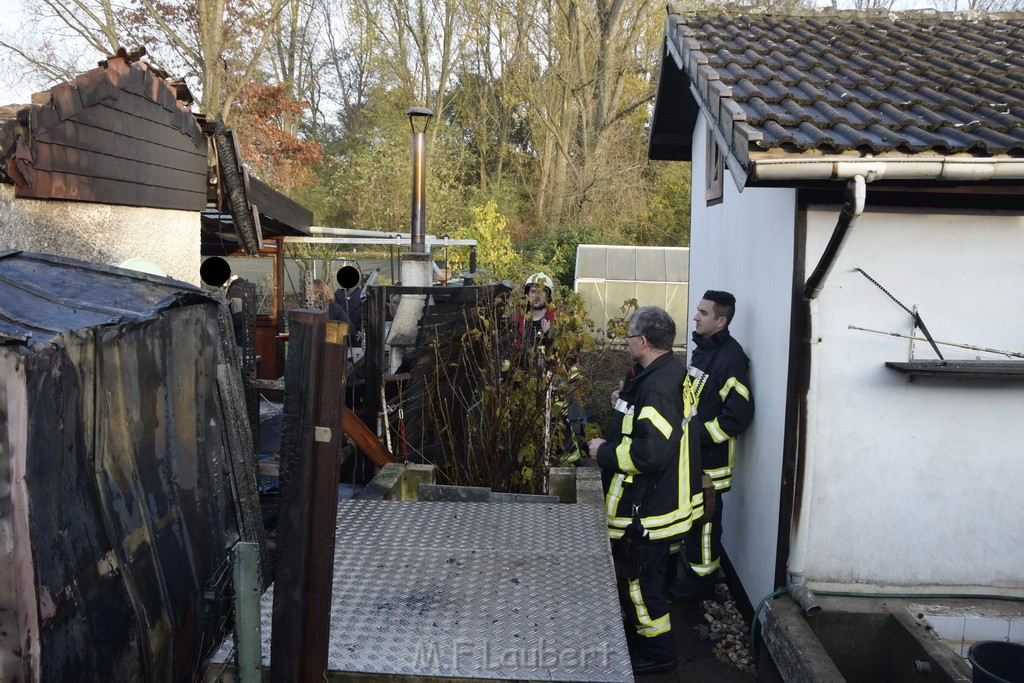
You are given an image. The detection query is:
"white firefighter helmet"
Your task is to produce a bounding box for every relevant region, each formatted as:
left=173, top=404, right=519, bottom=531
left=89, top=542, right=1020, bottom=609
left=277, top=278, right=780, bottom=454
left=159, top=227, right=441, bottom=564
left=524, top=272, right=554, bottom=299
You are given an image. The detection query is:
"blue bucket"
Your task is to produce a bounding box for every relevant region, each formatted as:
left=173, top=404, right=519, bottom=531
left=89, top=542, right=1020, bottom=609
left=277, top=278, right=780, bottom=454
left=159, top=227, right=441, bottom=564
left=968, top=641, right=1024, bottom=683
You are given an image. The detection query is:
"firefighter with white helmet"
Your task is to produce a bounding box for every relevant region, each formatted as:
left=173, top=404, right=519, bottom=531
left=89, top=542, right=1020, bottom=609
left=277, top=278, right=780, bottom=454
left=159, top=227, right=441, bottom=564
left=519, top=272, right=555, bottom=346
left=507, top=272, right=587, bottom=465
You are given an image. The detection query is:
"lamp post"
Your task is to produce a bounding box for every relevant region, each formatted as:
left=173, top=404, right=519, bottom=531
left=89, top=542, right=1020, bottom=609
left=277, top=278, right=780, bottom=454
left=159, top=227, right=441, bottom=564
left=386, top=106, right=435, bottom=374
left=407, top=106, right=433, bottom=254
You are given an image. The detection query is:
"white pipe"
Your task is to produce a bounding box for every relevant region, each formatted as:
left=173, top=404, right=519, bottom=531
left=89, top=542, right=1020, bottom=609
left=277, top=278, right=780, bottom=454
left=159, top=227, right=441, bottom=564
left=786, top=177, right=868, bottom=616
left=752, top=156, right=1024, bottom=183
left=310, top=226, right=476, bottom=243
left=286, top=236, right=477, bottom=246
left=788, top=300, right=822, bottom=617
left=310, top=226, right=412, bottom=237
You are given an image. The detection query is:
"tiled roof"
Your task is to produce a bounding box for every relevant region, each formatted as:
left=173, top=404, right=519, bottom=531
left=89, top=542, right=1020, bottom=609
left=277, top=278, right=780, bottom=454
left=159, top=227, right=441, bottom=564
left=649, top=10, right=1024, bottom=181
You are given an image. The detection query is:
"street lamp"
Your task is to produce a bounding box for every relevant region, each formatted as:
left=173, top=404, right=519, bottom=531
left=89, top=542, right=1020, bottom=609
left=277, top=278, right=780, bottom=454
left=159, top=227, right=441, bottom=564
left=407, top=106, right=433, bottom=253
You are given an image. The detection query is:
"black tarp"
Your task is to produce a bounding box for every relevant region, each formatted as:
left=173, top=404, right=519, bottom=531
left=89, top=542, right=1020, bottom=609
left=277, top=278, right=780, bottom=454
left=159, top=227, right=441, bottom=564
left=0, top=251, right=244, bottom=681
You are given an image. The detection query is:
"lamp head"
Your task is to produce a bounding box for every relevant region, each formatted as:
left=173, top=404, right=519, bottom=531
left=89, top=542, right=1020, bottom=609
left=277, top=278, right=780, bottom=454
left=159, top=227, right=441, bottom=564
left=407, top=106, right=434, bottom=133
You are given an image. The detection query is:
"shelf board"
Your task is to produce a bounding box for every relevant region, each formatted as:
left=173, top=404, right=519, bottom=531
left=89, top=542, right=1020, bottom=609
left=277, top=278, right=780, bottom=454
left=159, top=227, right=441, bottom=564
left=885, top=360, right=1024, bottom=379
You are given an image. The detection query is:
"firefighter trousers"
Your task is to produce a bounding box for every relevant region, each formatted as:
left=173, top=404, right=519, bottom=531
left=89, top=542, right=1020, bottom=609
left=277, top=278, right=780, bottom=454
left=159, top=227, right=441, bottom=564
left=615, top=539, right=676, bottom=663
left=684, top=490, right=724, bottom=583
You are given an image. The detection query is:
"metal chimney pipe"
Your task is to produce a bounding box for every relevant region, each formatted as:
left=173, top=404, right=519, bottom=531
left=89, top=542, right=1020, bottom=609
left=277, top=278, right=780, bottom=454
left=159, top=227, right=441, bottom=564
left=407, top=107, right=433, bottom=253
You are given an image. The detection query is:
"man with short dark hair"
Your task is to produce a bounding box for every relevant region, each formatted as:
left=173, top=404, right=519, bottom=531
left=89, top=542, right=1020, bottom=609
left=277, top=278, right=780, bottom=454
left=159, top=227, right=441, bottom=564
left=670, top=290, right=754, bottom=600
left=587, top=306, right=704, bottom=675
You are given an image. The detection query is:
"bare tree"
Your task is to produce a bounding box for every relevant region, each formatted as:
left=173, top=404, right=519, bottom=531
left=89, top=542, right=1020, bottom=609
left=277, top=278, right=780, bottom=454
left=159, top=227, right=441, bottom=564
left=0, top=0, right=289, bottom=119
left=267, top=0, right=328, bottom=132
left=0, top=0, right=123, bottom=93
left=931, top=0, right=1023, bottom=10
left=320, top=0, right=377, bottom=135
left=349, top=0, right=469, bottom=135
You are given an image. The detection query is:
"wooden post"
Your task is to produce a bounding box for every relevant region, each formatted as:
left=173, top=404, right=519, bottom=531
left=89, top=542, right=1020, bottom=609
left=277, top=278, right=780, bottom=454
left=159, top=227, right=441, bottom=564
left=362, top=285, right=386, bottom=432
left=275, top=236, right=286, bottom=376
left=269, top=310, right=347, bottom=682
left=234, top=542, right=262, bottom=683
left=305, top=319, right=347, bottom=677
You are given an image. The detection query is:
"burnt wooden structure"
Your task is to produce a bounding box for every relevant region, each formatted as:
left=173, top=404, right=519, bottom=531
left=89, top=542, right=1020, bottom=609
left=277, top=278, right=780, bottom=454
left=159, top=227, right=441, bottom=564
left=0, top=251, right=264, bottom=682
left=362, top=284, right=508, bottom=466
left=0, top=48, right=313, bottom=384
left=6, top=53, right=207, bottom=210
left=269, top=312, right=348, bottom=682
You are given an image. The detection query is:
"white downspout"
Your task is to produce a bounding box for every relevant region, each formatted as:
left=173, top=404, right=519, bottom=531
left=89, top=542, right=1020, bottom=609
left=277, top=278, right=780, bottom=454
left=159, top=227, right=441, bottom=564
left=788, top=174, right=867, bottom=616
left=787, top=294, right=823, bottom=615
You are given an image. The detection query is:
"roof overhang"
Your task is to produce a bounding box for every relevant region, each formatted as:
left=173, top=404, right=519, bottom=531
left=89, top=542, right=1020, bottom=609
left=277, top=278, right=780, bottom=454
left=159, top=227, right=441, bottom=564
left=649, top=12, right=757, bottom=187
left=199, top=118, right=313, bottom=255
left=647, top=33, right=700, bottom=161
left=649, top=10, right=1024, bottom=192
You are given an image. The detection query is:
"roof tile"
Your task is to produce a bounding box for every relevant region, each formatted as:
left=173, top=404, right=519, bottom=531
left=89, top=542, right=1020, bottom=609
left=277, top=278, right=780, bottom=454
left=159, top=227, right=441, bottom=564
left=876, top=102, right=918, bottom=128
left=663, top=11, right=1024, bottom=157
left=829, top=122, right=874, bottom=147
left=971, top=125, right=1024, bottom=149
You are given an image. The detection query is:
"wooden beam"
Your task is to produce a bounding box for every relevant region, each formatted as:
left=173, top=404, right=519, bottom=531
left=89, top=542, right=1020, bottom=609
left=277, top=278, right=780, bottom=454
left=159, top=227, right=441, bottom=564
left=343, top=405, right=395, bottom=468
left=269, top=309, right=324, bottom=683
left=304, top=320, right=348, bottom=679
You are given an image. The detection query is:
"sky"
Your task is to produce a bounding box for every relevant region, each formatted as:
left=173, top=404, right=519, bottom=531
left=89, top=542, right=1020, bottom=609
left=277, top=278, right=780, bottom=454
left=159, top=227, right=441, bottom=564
left=0, top=0, right=940, bottom=106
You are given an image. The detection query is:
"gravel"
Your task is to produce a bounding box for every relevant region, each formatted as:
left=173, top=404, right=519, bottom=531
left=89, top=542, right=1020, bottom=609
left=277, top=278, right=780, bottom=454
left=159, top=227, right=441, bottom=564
left=697, top=580, right=756, bottom=673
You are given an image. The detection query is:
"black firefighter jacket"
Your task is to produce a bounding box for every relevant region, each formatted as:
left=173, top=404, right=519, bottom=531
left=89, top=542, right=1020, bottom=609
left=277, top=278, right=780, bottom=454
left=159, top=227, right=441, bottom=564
left=596, top=351, right=704, bottom=542
left=688, top=328, right=754, bottom=492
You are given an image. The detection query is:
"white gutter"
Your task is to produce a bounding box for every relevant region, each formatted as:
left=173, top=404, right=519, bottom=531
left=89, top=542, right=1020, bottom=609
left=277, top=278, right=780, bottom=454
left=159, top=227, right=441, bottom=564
left=751, top=156, right=1024, bottom=183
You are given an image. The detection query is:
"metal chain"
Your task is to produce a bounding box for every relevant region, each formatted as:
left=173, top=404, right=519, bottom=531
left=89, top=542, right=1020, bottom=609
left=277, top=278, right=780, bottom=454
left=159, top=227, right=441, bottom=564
left=854, top=267, right=944, bottom=360
left=854, top=268, right=913, bottom=315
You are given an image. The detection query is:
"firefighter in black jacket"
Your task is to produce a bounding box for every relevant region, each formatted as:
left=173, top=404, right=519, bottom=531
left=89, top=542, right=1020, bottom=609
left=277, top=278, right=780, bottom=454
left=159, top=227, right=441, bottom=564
left=587, top=306, right=704, bottom=676
left=669, top=290, right=754, bottom=601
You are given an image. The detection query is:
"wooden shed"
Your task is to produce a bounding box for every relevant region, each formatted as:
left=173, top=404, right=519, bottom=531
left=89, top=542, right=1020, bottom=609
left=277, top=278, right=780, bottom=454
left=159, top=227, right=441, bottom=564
left=0, top=250, right=262, bottom=681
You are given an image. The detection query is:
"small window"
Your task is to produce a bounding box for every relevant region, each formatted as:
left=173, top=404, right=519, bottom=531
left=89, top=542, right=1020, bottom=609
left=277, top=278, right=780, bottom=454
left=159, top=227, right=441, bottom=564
left=705, top=130, right=724, bottom=206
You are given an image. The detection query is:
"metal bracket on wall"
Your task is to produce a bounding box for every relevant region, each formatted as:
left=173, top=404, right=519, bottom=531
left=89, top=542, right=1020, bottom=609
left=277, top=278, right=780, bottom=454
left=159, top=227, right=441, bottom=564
left=854, top=268, right=945, bottom=361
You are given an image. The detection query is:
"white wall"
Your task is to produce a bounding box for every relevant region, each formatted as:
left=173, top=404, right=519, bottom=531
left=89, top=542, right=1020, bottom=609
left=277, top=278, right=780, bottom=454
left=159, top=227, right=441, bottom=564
left=689, top=123, right=795, bottom=607
left=0, top=185, right=200, bottom=284
left=803, top=206, right=1024, bottom=590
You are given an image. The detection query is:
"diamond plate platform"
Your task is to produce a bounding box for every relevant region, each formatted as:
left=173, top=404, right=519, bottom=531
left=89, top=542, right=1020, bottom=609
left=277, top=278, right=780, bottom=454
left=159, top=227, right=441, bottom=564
left=212, top=500, right=633, bottom=681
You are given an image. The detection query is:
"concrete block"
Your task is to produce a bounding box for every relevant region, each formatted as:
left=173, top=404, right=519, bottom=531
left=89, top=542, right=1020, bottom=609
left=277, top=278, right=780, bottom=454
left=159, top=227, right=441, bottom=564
left=574, top=466, right=606, bottom=508
left=548, top=467, right=576, bottom=503
left=356, top=462, right=435, bottom=501
left=418, top=484, right=492, bottom=502
left=761, top=596, right=845, bottom=683
left=490, top=492, right=560, bottom=504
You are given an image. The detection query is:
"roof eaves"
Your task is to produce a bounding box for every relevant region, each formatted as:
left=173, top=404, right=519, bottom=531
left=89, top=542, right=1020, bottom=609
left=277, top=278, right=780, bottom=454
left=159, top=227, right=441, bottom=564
left=660, top=10, right=1024, bottom=186
left=748, top=153, right=1024, bottom=183
left=666, top=12, right=755, bottom=190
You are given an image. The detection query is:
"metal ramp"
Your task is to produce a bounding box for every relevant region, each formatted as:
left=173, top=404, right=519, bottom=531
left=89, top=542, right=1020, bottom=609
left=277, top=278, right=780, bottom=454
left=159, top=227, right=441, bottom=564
left=212, top=497, right=633, bottom=681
